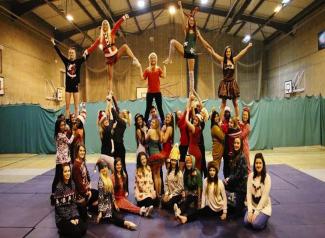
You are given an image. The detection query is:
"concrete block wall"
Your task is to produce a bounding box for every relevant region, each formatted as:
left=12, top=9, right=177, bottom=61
left=263, top=12, right=325, bottom=98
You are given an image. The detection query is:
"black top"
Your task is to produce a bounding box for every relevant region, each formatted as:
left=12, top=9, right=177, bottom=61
left=111, top=108, right=126, bottom=144
left=101, top=121, right=114, bottom=156
left=54, top=45, right=85, bottom=84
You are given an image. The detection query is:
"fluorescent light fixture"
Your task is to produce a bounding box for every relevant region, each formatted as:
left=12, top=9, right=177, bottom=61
left=282, top=0, right=290, bottom=6
left=66, top=14, right=74, bottom=22
left=201, top=0, right=209, bottom=4
left=242, top=34, right=251, bottom=43
left=137, top=0, right=145, bottom=8
left=274, top=5, right=282, bottom=13
left=169, top=5, right=176, bottom=15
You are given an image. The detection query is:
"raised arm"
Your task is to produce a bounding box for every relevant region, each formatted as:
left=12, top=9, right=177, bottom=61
left=85, top=38, right=100, bottom=56
left=111, top=14, right=128, bottom=36
left=233, top=42, right=253, bottom=62
left=178, top=1, right=187, bottom=32
left=51, top=38, right=68, bottom=64
left=160, top=65, right=166, bottom=79
left=185, top=108, right=195, bottom=133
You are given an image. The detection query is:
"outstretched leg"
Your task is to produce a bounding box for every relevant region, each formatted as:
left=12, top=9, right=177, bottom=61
left=117, top=44, right=140, bottom=67
left=163, top=39, right=184, bottom=64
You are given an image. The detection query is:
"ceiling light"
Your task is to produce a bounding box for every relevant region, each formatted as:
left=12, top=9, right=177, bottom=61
left=66, top=14, right=74, bottom=22
left=274, top=5, right=282, bottom=13
left=169, top=5, right=176, bottom=15
left=137, top=0, right=145, bottom=8
left=282, top=0, right=290, bottom=6
left=242, top=34, right=251, bottom=43
left=99, top=44, right=103, bottom=50
left=201, top=0, right=209, bottom=4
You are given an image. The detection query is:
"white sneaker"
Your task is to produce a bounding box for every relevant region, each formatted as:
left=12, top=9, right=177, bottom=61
left=145, top=205, right=154, bottom=217
left=173, top=203, right=181, bottom=217
left=163, top=58, right=173, bottom=65
left=140, top=206, right=146, bottom=216
left=132, top=58, right=141, bottom=67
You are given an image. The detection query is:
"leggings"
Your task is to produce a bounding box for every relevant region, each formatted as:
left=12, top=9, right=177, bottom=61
left=56, top=219, right=87, bottom=238
left=179, top=145, right=188, bottom=162
left=144, top=92, right=165, bottom=123
left=199, top=143, right=207, bottom=178
left=103, top=211, right=125, bottom=228
left=243, top=210, right=270, bottom=230
left=186, top=206, right=223, bottom=222
left=179, top=194, right=198, bottom=215
left=137, top=197, right=155, bottom=207
left=161, top=194, right=182, bottom=211
left=227, top=191, right=246, bottom=217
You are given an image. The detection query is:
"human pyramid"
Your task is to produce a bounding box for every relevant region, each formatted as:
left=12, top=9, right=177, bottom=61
left=51, top=2, right=271, bottom=237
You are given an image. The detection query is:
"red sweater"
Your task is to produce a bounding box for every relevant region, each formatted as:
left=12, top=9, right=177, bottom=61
left=143, top=67, right=163, bottom=93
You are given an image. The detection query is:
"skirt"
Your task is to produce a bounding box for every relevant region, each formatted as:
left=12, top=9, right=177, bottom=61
left=218, top=78, right=240, bottom=100
left=105, top=53, right=118, bottom=65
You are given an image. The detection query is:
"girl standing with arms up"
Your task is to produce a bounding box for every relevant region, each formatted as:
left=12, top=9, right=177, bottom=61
left=204, top=43, right=252, bottom=118
left=51, top=39, right=86, bottom=118
left=140, top=52, right=166, bottom=123
left=163, top=1, right=212, bottom=93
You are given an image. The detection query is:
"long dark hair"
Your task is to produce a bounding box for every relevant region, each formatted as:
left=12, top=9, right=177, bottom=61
left=210, top=111, right=220, bottom=129
left=168, top=159, right=180, bottom=177
left=223, top=46, right=234, bottom=66
left=75, top=118, right=86, bottom=144
left=113, top=158, right=128, bottom=192
left=53, top=163, right=73, bottom=190
left=134, top=114, right=146, bottom=146
left=242, top=108, right=251, bottom=124
left=186, top=16, right=197, bottom=36
left=253, top=153, right=266, bottom=184
left=165, top=113, right=175, bottom=143
left=54, top=118, right=65, bottom=140
left=136, top=152, right=148, bottom=177
left=230, top=137, right=244, bottom=169
left=74, top=143, right=90, bottom=182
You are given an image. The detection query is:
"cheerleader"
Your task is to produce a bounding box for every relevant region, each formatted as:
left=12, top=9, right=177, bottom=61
left=84, top=15, right=141, bottom=92
left=163, top=1, right=213, bottom=93
left=51, top=38, right=87, bottom=118
left=134, top=113, right=148, bottom=155
left=204, top=43, right=253, bottom=118
left=140, top=52, right=166, bottom=123
left=239, top=107, right=251, bottom=172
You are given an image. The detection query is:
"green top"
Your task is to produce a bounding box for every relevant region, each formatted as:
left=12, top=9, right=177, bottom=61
left=183, top=168, right=202, bottom=194
left=184, top=30, right=197, bottom=56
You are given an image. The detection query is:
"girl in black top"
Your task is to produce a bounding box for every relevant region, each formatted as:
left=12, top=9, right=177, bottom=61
left=54, top=163, right=87, bottom=238
left=51, top=38, right=87, bottom=118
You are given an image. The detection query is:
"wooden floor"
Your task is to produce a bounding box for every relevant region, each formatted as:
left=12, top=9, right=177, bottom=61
left=0, top=146, right=324, bottom=183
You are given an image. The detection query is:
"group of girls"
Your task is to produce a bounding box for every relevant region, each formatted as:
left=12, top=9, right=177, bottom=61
left=49, top=2, right=272, bottom=237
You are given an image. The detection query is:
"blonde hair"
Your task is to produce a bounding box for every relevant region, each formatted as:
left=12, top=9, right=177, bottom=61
left=148, top=52, right=157, bottom=67
left=98, top=120, right=106, bottom=140
left=100, top=167, right=113, bottom=193
left=100, top=20, right=111, bottom=46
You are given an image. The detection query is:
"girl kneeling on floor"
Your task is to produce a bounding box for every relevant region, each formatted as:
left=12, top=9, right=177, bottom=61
left=244, top=153, right=272, bottom=230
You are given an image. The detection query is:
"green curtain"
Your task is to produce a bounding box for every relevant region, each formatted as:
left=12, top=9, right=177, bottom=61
left=0, top=96, right=323, bottom=154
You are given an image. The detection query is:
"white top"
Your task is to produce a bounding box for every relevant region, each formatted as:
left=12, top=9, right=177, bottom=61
left=247, top=173, right=272, bottom=216
left=165, top=169, right=184, bottom=197
left=201, top=178, right=227, bottom=214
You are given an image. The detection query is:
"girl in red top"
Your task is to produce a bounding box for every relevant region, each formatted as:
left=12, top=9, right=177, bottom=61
left=84, top=15, right=141, bottom=92
left=239, top=107, right=251, bottom=172
left=111, top=158, right=153, bottom=217
left=185, top=106, right=202, bottom=171
left=140, top=52, right=166, bottom=123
